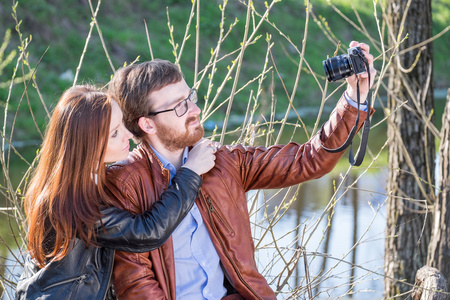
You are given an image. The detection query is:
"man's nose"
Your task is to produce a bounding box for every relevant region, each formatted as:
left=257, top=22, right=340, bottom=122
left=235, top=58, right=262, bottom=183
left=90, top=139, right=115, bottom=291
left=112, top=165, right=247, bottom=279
left=187, top=101, right=201, bottom=115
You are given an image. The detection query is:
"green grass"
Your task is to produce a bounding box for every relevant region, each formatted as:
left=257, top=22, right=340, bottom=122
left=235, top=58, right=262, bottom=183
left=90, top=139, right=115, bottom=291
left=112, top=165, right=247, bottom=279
left=0, top=0, right=448, bottom=141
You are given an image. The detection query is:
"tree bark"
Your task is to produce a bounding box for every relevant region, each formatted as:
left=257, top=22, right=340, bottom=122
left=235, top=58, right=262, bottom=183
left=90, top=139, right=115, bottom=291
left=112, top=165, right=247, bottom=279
left=427, top=89, right=450, bottom=291
left=412, top=266, right=447, bottom=300
left=385, top=0, right=435, bottom=297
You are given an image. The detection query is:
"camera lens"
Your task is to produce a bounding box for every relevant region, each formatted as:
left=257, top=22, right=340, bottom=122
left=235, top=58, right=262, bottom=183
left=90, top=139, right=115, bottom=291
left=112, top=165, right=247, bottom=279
left=323, top=54, right=354, bottom=82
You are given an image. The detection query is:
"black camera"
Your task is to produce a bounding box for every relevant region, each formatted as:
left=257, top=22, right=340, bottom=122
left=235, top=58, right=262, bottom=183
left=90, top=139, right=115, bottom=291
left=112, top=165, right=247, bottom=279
left=323, top=46, right=367, bottom=82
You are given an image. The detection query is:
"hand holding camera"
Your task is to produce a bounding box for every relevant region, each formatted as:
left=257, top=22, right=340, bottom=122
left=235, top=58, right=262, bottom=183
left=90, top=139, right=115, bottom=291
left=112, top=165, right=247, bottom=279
left=323, top=41, right=376, bottom=103
left=321, top=41, right=376, bottom=166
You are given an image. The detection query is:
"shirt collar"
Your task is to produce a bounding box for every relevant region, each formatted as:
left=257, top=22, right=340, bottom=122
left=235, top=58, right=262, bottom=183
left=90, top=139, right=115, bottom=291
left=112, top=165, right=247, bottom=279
left=149, top=144, right=189, bottom=178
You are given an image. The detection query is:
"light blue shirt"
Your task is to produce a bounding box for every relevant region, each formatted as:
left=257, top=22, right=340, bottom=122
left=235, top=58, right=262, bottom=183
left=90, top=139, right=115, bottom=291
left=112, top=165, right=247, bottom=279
left=150, top=146, right=227, bottom=300
left=345, top=91, right=368, bottom=111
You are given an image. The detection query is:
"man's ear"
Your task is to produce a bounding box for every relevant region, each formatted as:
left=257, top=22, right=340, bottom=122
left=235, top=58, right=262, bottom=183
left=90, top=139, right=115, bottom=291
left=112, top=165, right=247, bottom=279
left=138, top=117, right=157, bottom=134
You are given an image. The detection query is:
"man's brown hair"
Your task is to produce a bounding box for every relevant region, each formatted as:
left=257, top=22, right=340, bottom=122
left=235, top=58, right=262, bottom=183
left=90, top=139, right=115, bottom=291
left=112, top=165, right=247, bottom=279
left=108, top=59, right=184, bottom=141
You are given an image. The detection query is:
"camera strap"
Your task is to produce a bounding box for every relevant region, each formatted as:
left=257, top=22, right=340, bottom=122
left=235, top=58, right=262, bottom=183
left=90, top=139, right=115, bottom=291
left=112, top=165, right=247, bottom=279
left=321, top=58, right=371, bottom=167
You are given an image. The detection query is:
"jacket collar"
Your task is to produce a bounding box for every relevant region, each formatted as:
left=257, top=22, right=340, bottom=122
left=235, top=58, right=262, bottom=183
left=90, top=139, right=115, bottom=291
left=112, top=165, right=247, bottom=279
left=136, top=142, right=171, bottom=185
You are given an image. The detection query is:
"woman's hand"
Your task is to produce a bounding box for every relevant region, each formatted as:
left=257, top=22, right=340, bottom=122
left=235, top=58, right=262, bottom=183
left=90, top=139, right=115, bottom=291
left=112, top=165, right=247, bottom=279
left=183, top=138, right=221, bottom=175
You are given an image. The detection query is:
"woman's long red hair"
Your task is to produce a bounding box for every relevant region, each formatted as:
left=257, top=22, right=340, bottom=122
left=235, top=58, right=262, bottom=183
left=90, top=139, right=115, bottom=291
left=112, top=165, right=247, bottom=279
left=25, top=85, right=113, bottom=267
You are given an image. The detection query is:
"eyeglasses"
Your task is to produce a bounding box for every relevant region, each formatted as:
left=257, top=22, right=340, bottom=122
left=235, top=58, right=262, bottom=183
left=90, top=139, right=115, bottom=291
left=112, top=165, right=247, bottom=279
left=147, top=89, right=198, bottom=118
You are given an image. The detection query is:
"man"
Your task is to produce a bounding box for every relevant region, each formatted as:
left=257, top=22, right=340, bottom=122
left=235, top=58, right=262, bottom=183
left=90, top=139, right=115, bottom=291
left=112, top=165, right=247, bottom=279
left=105, top=41, right=376, bottom=299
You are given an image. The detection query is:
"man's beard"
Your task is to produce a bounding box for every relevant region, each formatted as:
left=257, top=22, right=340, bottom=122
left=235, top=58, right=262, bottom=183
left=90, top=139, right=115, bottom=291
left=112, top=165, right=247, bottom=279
left=154, top=116, right=204, bottom=151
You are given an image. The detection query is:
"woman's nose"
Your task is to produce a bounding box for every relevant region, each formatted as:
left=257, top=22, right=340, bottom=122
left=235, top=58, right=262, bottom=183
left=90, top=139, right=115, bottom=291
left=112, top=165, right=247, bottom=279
left=122, top=125, right=133, bottom=140
left=125, top=130, right=133, bottom=140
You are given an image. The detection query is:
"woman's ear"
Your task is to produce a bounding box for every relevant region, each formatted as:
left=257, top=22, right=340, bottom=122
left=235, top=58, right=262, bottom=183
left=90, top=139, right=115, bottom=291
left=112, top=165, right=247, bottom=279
left=138, top=117, right=157, bottom=134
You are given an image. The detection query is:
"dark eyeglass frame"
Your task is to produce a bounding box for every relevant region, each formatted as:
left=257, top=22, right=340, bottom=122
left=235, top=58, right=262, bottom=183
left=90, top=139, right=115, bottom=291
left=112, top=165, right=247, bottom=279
left=147, top=88, right=198, bottom=117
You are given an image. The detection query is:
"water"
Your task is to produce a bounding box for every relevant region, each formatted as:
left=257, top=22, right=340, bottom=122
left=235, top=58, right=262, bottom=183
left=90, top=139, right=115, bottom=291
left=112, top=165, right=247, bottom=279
left=250, top=168, right=387, bottom=299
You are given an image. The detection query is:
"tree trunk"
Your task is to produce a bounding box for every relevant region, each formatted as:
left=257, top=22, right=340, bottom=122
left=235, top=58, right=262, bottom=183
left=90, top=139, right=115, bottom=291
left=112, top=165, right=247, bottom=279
left=427, top=89, right=450, bottom=291
left=385, top=0, right=435, bottom=297
left=412, top=266, right=447, bottom=300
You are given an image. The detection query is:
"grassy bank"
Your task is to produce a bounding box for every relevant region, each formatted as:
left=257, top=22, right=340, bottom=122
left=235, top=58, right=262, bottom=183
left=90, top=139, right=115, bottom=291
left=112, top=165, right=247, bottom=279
left=0, top=0, right=448, bottom=142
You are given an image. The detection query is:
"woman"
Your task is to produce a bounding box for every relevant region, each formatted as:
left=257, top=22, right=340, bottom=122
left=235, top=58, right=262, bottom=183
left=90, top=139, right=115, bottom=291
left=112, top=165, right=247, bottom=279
left=15, top=85, right=216, bottom=299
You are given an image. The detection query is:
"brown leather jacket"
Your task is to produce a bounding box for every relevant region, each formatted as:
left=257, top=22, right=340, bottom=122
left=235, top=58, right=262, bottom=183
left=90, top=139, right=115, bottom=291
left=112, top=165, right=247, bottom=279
left=105, top=96, right=374, bottom=300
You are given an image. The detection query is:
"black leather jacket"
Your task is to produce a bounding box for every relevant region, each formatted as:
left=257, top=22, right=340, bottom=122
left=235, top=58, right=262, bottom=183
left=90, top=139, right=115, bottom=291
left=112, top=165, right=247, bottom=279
left=15, top=167, right=202, bottom=300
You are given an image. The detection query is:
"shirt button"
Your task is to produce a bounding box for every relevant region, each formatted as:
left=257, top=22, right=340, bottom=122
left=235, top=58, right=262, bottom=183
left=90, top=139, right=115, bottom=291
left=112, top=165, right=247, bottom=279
left=201, top=261, right=206, bottom=266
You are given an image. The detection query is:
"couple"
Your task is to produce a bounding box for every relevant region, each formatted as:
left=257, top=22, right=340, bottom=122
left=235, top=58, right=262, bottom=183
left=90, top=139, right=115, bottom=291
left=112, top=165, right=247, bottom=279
left=17, top=41, right=375, bottom=300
